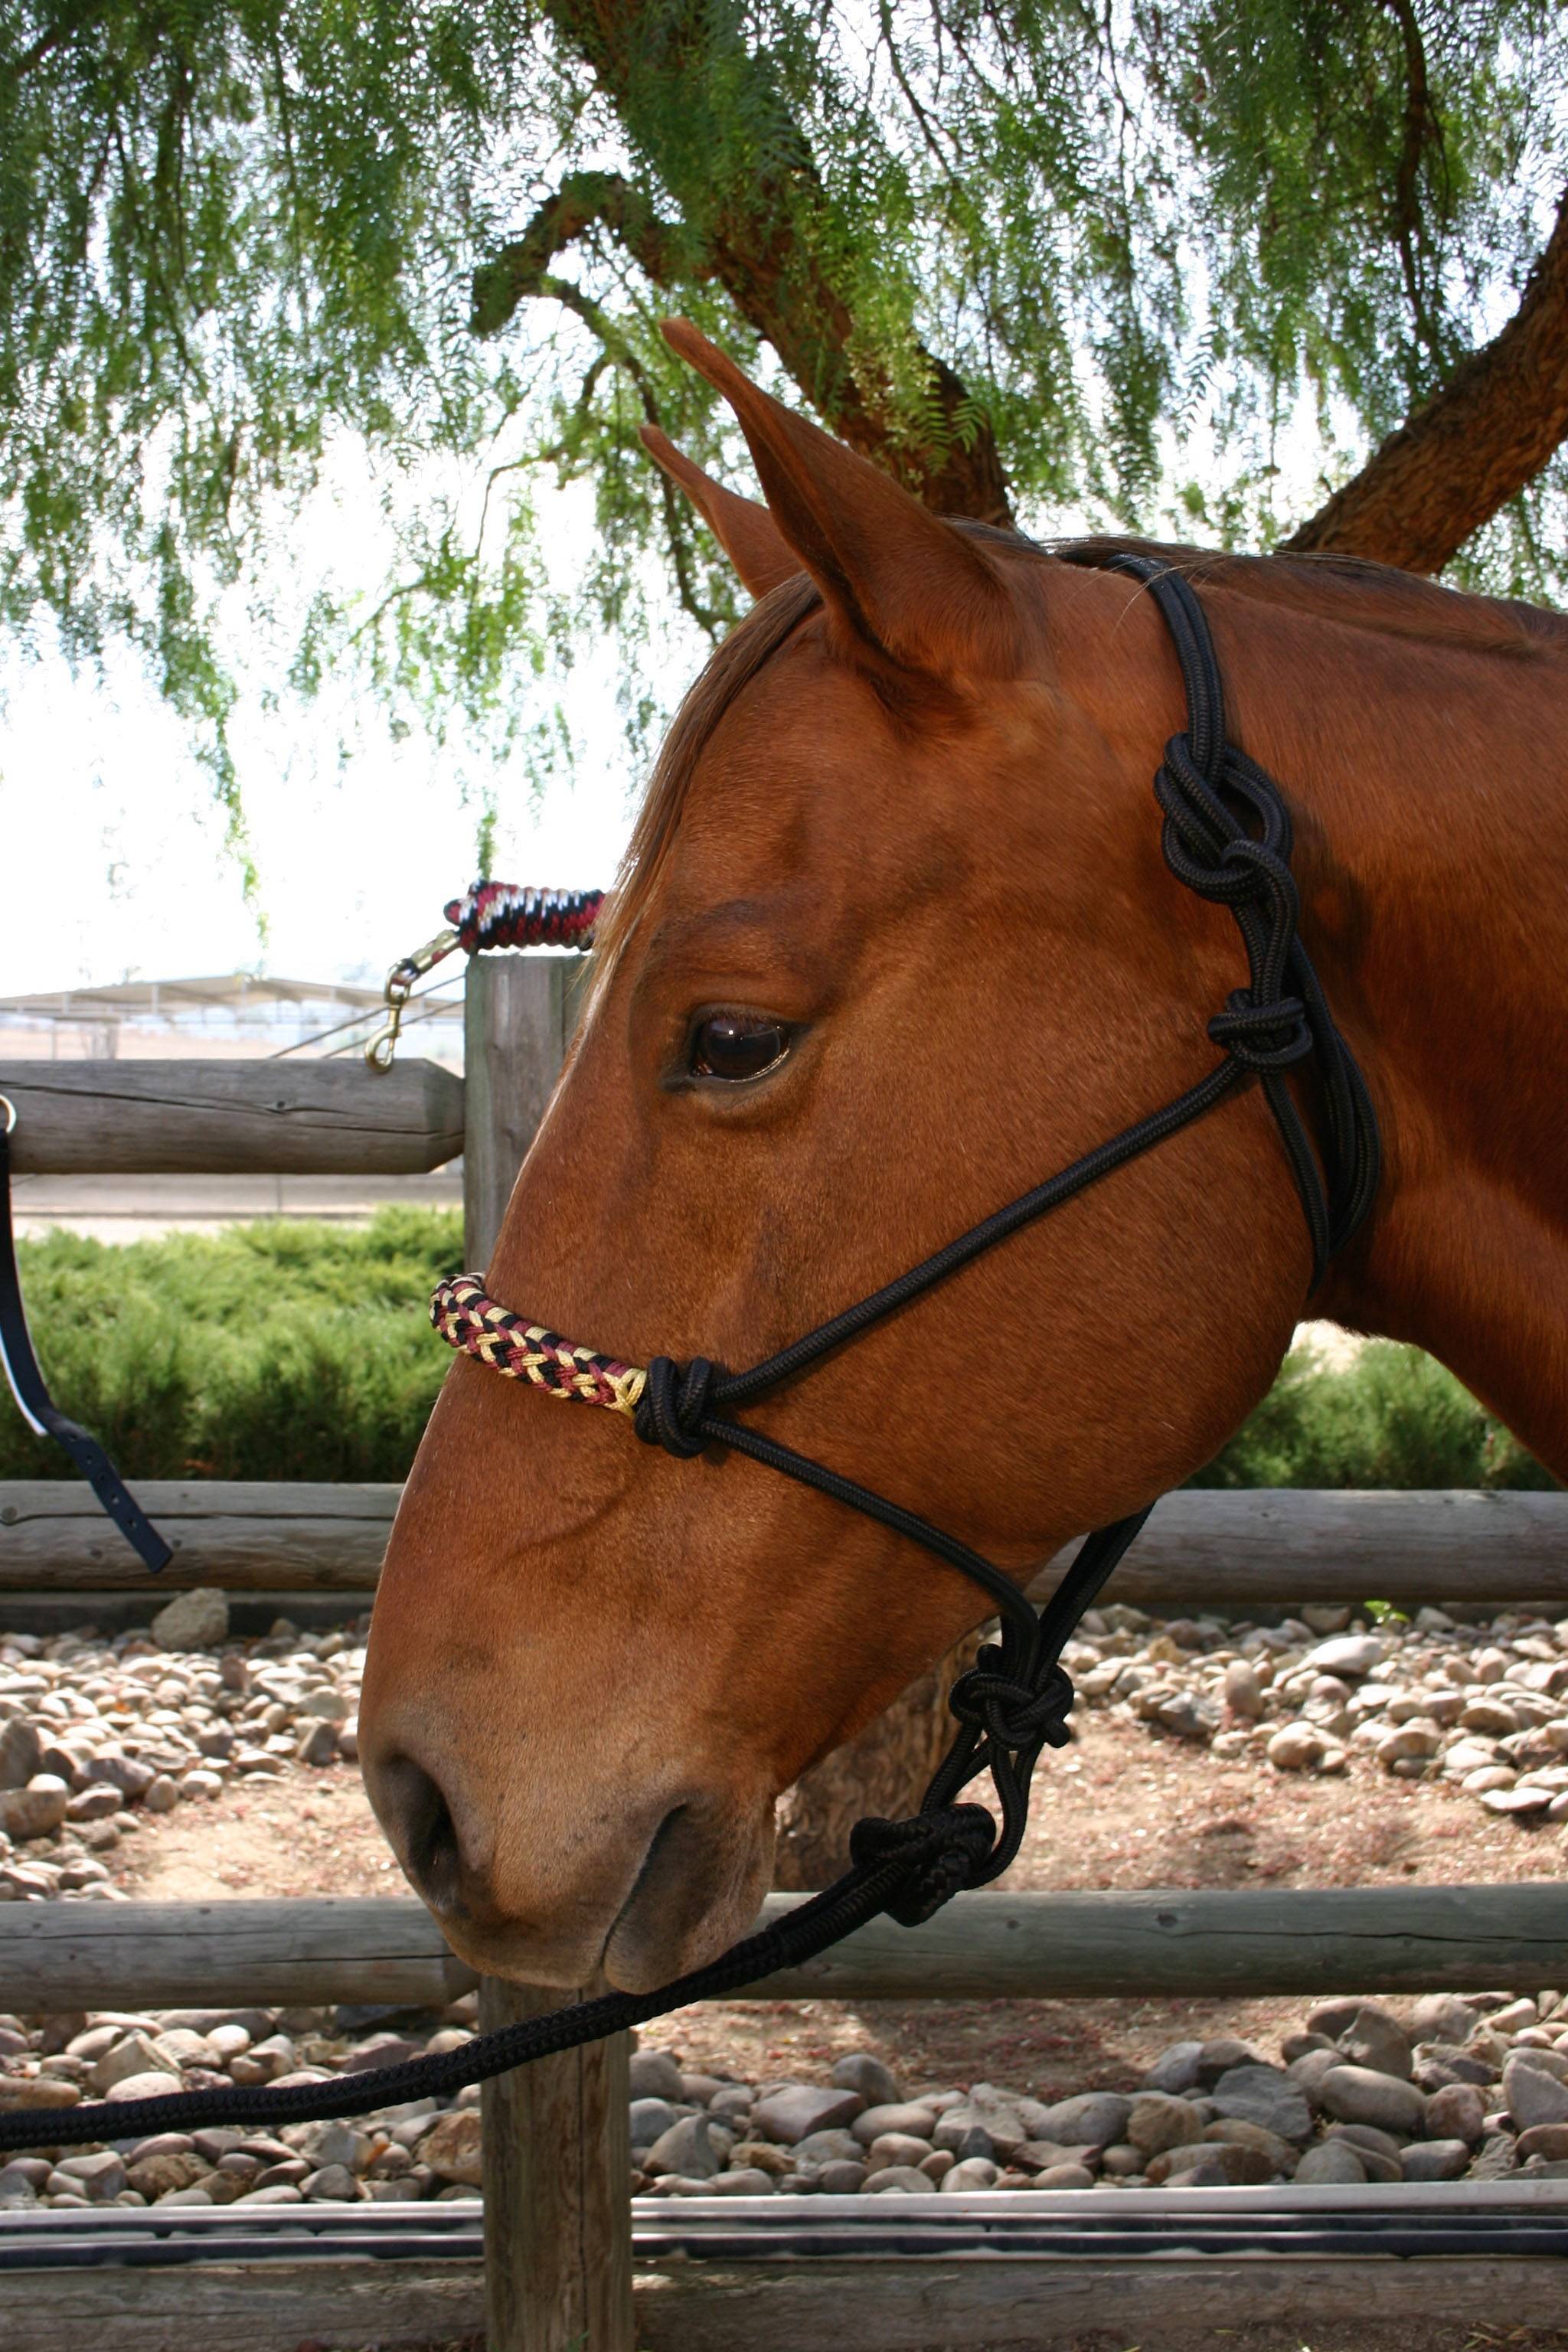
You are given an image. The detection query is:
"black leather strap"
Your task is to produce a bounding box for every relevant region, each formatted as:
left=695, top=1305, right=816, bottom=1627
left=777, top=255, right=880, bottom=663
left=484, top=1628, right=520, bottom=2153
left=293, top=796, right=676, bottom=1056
left=0, top=1106, right=172, bottom=1572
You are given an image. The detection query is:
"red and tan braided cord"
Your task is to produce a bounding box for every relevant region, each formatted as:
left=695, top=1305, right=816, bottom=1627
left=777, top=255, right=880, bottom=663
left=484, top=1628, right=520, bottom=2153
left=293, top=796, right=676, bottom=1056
left=430, top=1276, right=646, bottom=1417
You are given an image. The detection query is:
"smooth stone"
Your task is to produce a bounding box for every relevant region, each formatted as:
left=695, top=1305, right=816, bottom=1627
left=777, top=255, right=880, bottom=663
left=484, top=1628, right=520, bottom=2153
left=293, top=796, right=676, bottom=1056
left=790, top=2129, right=863, bottom=2167
left=1210, top=2063, right=1312, bottom=2144
left=0, top=1776, right=70, bottom=1841
left=1324, top=2125, right=1403, bottom=2183
left=0, top=1719, right=42, bottom=1791
left=1029, top=2092, right=1131, bottom=2151
left=629, top=2098, right=678, bottom=2149
left=1141, top=2040, right=1204, bottom=2095
left=750, top=2085, right=863, bottom=2145
left=1315, top=2065, right=1425, bottom=2135
left=1332, top=2004, right=1413, bottom=2082
left=1426, top=2082, right=1488, bottom=2144
left=420, top=2110, right=482, bottom=2187
left=1303, top=1635, right=1385, bottom=1679
left=830, top=2053, right=901, bottom=2108
left=863, top=2165, right=929, bottom=2194
left=851, top=2102, right=936, bottom=2147
left=864, top=2133, right=935, bottom=2173
left=151, top=1589, right=230, bottom=1652
left=1294, top=2141, right=1367, bottom=2184
left=1202, top=2119, right=1298, bottom=2174
left=816, top=2160, right=867, bottom=2194
left=1504, top=2053, right=1568, bottom=2130
left=302, top=2164, right=359, bottom=2201
left=1401, top=2138, right=1472, bottom=2181
left=626, top=2049, right=683, bottom=2102
left=1160, top=2154, right=1230, bottom=2187
left=940, top=2158, right=999, bottom=2191
left=1033, top=2162, right=1094, bottom=2188
left=642, top=2114, right=720, bottom=2180
left=1126, top=2093, right=1205, bottom=2157
left=1517, top=2125, right=1568, bottom=2162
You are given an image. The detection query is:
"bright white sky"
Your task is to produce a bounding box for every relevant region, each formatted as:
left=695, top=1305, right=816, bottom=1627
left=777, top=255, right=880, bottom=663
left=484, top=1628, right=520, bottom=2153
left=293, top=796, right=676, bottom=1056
left=0, top=466, right=647, bottom=1000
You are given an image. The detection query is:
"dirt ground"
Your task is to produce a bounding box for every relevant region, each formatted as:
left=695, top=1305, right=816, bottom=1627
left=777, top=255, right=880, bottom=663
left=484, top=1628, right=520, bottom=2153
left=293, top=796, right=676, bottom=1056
left=114, top=1707, right=1568, bottom=2098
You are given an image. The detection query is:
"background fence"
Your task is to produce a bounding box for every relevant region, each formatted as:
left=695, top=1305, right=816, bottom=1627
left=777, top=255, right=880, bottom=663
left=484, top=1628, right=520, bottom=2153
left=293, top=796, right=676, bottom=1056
left=1, top=951, right=1565, bottom=2350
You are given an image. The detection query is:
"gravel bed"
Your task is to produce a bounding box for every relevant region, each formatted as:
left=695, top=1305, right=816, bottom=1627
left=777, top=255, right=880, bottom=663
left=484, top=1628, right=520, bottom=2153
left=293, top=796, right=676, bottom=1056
left=2, top=1586, right=1568, bottom=2209
left=2, top=1986, right=1567, bottom=2207
left=1065, top=1598, right=1568, bottom=1822
left=0, top=1587, right=363, bottom=1897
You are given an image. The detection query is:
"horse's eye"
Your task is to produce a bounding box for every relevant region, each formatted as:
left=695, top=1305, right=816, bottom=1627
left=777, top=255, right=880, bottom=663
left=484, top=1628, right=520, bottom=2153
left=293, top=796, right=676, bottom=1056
left=690, top=1013, right=791, bottom=1082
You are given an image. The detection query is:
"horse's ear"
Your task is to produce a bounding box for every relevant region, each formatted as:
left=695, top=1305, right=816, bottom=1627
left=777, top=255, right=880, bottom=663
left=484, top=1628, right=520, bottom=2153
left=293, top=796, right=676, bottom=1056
left=658, top=318, right=1019, bottom=678
left=639, top=425, right=800, bottom=600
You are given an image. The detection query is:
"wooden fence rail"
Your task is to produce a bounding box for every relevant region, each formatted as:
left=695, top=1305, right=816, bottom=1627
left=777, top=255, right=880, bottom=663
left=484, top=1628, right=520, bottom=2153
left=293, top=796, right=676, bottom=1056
left=0, top=1059, right=465, bottom=1175
left=2, top=1481, right=1564, bottom=1601
left=0, top=1883, right=1563, bottom=2017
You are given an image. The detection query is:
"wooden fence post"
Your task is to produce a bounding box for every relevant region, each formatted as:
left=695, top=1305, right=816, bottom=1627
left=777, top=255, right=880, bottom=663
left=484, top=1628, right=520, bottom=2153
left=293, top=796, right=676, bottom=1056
left=464, top=950, right=635, bottom=2352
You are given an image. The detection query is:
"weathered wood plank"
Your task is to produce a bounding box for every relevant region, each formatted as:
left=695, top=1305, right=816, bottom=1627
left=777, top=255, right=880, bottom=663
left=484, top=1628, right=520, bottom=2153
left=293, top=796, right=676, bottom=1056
left=0, top=1060, right=465, bottom=1175
left=0, top=1883, right=1561, bottom=2014
left=5, top=2253, right=1568, bottom=2352
left=750, top=1880, right=1568, bottom=2001
left=462, top=953, right=585, bottom=1273
left=0, top=1482, right=397, bottom=1590
left=481, top=1976, right=635, bottom=2352
left=1034, top=1485, right=1568, bottom=1609
left=0, top=1897, right=477, bottom=2013
left=2, top=1481, right=1563, bottom=1599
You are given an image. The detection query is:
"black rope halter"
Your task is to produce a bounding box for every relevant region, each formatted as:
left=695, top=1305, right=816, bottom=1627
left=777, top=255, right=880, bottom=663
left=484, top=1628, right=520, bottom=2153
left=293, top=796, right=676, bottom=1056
left=0, top=551, right=1380, bottom=2154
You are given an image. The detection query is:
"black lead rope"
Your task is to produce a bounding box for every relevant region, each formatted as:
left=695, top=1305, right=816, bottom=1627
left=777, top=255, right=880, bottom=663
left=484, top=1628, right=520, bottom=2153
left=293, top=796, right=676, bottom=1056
left=0, top=1104, right=171, bottom=1573
left=0, top=553, right=1380, bottom=2154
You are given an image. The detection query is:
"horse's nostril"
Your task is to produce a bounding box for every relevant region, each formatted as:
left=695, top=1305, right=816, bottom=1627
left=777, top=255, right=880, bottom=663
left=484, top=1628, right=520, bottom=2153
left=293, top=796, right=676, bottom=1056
left=383, top=1753, right=466, bottom=1913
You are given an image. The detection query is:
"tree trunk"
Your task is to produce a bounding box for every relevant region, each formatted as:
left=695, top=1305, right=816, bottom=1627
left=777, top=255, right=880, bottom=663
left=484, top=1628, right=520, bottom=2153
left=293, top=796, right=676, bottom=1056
left=773, top=1633, right=983, bottom=1892
left=1285, top=187, right=1568, bottom=573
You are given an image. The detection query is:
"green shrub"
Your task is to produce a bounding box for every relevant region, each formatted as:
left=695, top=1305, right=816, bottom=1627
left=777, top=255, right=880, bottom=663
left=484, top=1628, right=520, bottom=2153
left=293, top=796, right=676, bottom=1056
left=0, top=1212, right=1555, bottom=1489
left=0, top=1210, right=463, bottom=1482
left=1191, top=1338, right=1554, bottom=1491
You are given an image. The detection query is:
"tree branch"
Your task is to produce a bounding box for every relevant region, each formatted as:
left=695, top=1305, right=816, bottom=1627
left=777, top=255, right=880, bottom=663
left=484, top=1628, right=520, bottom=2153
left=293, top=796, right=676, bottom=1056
left=472, top=171, right=710, bottom=338
left=1284, top=187, right=1568, bottom=573
left=532, top=0, right=1012, bottom=522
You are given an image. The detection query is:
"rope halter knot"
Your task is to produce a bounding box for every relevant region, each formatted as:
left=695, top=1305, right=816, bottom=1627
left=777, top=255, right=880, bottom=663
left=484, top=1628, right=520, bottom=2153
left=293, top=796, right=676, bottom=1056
left=633, top=1355, right=721, bottom=1458
left=948, top=1649, right=1076, bottom=1752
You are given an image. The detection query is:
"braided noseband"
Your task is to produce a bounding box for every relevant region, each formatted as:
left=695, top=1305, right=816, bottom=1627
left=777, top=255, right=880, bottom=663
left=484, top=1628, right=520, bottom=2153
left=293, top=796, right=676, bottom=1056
left=4, top=552, right=1380, bottom=2155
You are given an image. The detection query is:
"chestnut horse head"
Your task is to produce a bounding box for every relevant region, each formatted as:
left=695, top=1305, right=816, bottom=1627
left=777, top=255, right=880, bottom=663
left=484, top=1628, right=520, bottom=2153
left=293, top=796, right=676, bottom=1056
left=360, top=324, right=1568, bottom=1991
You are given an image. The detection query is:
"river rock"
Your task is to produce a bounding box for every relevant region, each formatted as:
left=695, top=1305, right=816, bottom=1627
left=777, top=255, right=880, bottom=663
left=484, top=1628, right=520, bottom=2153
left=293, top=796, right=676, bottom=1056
left=1210, top=2063, right=1312, bottom=2144
left=1401, top=2138, right=1472, bottom=2181
left=152, top=1589, right=230, bottom=1652
left=0, top=1719, right=42, bottom=1791
left=1410, top=1994, right=1476, bottom=2046
left=831, top=2053, right=902, bottom=2107
left=642, top=2115, right=720, bottom=2178
left=0, top=1774, right=69, bottom=1841
left=1425, top=2081, right=1487, bottom=2143
left=852, top=2102, right=936, bottom=2146
left=1222, top=1661, right=1263, bottom=1718
left=627, top=2048, right=682, bottom=2101
left=1315, top=2065, right=1425, bottom=2135
left=1030, top=2092, right=1131, bottom=2151
left=1504, top=2053, right=1568, bottom=2130
left=751, top=2085, right=863, bottom=2145
left=1333, top=2004, right=1413, bottom=2081
left=420, top=2110, right=482, bottom=2185
left=1142, top=2040, right=1204, bottom=2095
left=1517, top=2125, right=1568, bottom=2162
left=1304, top=1635, right=1384, bottom=1679
left=1126, top=2093, right=1204, bottom=2157
left=1294, top=2141, right=1367, bottom=2184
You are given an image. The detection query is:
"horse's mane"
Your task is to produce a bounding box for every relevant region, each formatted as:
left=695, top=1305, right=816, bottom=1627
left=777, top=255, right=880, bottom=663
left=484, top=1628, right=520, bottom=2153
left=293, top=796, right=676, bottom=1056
left=594, top=527, right=1566, bottom=980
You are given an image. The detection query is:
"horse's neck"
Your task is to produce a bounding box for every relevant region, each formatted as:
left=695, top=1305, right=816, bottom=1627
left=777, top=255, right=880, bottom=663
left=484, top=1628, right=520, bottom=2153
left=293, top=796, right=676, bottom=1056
left=1271, top=611, right=1568, bottom=1473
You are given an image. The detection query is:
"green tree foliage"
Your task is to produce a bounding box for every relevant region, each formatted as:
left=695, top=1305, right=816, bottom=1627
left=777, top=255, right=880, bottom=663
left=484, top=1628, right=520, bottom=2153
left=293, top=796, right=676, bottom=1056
left=3, top=1, right=1566, bottom=807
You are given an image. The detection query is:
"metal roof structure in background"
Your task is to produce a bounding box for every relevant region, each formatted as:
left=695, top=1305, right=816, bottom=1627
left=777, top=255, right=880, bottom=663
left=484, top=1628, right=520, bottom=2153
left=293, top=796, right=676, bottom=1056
left=0, top=974, right=385, bottom=1021
left=0, top=972, right=465, bottom=1063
